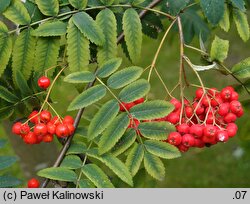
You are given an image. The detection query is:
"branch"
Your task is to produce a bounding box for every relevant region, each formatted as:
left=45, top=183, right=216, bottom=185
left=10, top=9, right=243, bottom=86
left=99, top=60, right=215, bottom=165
left=40, top=0, right=164, bottom=188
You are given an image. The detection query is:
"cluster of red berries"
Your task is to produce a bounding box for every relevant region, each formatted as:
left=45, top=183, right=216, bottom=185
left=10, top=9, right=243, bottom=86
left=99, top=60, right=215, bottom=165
left=12, top=110, right=75, bottom=144
left=119, top=86, right=243, bottom=153
left=27, top=178, right=40, bottom=188
left=164, top=86, right=243, bottom=152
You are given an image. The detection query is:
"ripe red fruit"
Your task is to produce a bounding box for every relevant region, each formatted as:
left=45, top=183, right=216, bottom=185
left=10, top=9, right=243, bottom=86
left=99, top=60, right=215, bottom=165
left=28, top=111, right=39, bottom=124
left=190, top=124, right=203, bottom=138
left=56, top=124, right=69, bottom=138
left=203, top=125, right=217, bottom=138
left=63, top=115, right=74, bottom=124
left=51, top=116, right=61, bottom=125
left=182, top=134, right=195, bottom=147
left=12, top=122, right=22, bottom=135
left=230, top=91, right=239, bottom=101
left=220, top=87, right=232, bottom=101
left=202, top=135, right=217, bottom=145
left=201, top=95, right=210, bottom=107
left=227, top=123, right=238, bottom=137
left=66, top=123, right=75, bottom=135
left=193, top=102, right=204, bottom=115
left=47, top=122, right=56, bottom=135
left=216, top=130, right=229, bottom=142
left=27, top=178, right=40, bottom=188
left=43, top=134, right=54, bottom=143
left=218, top=103, right=230, bottom=116
left=23, top=132, right=38, bottom=144
left=34, top=123, right=47, bottom=136
left=38, top=76, right=50, bottom=89
left=20, top=124, right=30, bottom=135
left=208, top=88, right=217, bottom=97
left=177, top=144, right=189, bottom=152
left=194, top=139, right=205, bottom=148
left=165, top=112, right=180, bottom=124
left=119, top=102, right=135, bottom=112
left=185, top=106, right=193, bottom=118
left=195, top=88, right=204, bottom=99
left=229, top=101, right=242, bottom=114
left=170, top=98, right=182, bottom=111
left=236, top=108, right=244, bottom=117
left=176, top=124, right=190, bottom=135
left=167, top=132, right=182, bottom=146
left=224, top=113, right=237, bottom=123
left=128, top=118, right=140, bottom=129
left=134, top=98, right=145, bottom=105
left=40, top=110, right=51, bottom=123
left=211, top=95, right=223, bottom=107
left=205, top=113, right=214, bottom=124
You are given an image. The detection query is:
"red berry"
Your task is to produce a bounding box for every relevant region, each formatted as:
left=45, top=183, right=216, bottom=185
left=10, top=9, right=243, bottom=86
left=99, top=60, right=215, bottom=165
left=119, top=102, right=135, bottom=112
left=38, top=76, right=50, bottom=89
left=211, top=95, right=223, bottom=107
left=190, top=124, right=203, bottom=138
left=34, top=123, right=47, bottom=136
left=40, top=110, right=51, bottom=123
left=43, top=134, right=54, bottom=143
left=63, top=115, right=74, bottom=124
left=203, top=125, right=217, bottom=138
left=47, top=122, right=56, bottom=135
left=205, top=113, right=214, bottom=124
left=193, top=102, right=204, bottom=115
left=27, top=178, right=40, bottom=188
left=236, top=108, right=244, bottom=117
left=176, top=124, right=190, bottom=135
left=12, top=122, right=22, bottom=135
left=216, top=130, right=229, bottom=142
left=229, top=100, right=242, bottom=114
left=170, top=98, right=182, bottom=111
left=66, top=123, right=75, bottom=135
left=134, top=98, right=145, bottom=105
left=28, top=111, right=39, bottom=124
left=128, top=118, right=140, bottom=129
left=177, top=144, right=189, bottom=152
left=220, top=87, right=232, bottom=101
left=20, top=123, right=30, bottom=135
left=201, top=95, right=210, bottom=107
left=165, top=112, right=180, bottom=124
left=226, top=123, right=238, bottom=137
left=51, top=116, right=61, bottom=125
left=195, top=88, right=204, bottom=99
left=194, top=139, right=205, bottom=148
left=185, top=106, right=193, bottom=118
left=208, top=88, right=217, bottom=97
left=23, top=132, right=38, bottom=144
left=167, top=132, right=182, bottom=146
left=224, top=113, right=237, bottom=123
left=230, top=91, right=239, bottom=101
left=218, top=103, right=230, bottom=116
left=202, top=135, right=217, bottom=145
left=182, top=134, right=195, bottom=147
left=56, top=124, right=69, bottom=138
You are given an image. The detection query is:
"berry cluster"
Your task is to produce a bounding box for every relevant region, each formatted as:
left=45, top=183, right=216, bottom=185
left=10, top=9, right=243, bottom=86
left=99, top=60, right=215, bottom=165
left=165, top=86, right=243, bottom=152
left=12, top=110, right=75, bottom=145
left=27, top=178, right=40, bottom=188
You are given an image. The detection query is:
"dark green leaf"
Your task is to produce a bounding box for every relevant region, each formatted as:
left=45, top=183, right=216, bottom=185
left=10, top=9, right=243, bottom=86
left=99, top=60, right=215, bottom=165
left=66, top=142, right=87, bottom=155
left=69, top=0, right=87, bottom=9
left=32, top=21, right=67, bottom=36
left=0, top=86, right=19, bottom=103
left=64, top=71, right=95, bottom=83
left=82, top=164, right=114, bottom=187
left=78, top=179, right=95, bottom=188
left=61, top=155, right=82, bottom=169
left=68, top=85, right=106, bottom=111
left=14, top=70, right=32, bottom=96
left=230, top=0, right=245, bottom=11
left=0, top=156, right=17, bottom=171
left=88, top=100, right=119, bottom=140
left=99, top=113, right=130, bottom=154
left=165, top=0, right=190, bottom=15
left=97, top=58, right=122, bottom=78
left=0, top=0, right=11, bottom=13
left=37, top=167, right=77, bottom=182
left=0, top=175, right=22, bottom=188
left=130, top=100, right=174, bottom=120
left=107, top=66, right=143, bottom=89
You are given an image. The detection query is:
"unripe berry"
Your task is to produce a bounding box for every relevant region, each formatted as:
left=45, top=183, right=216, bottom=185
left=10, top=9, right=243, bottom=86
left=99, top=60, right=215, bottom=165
left=38, top=76, right=50, bottom=89
left=167, top=132, right=182, bottom=146
left=12, top=122, right=22, bottom=135
left=40, top=110, right=51, bottom=123
left=34, top=123, right=47, bottom=137
left=27, top=178, right=40, bottom=188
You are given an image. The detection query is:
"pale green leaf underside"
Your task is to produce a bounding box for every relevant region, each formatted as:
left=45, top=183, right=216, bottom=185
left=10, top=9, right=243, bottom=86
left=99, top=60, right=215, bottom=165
left=32, top=21, right=67, bottom=36
left=69, top=0, right=87, bottom=9
left=210, top=36, right=229, bottom=62
left=35, top=0, right=59, bottom=16
left=60, top=155, right=82, bottom=169
left=97, top=58, right=122, bottom=78
left=219, top=4, right=230, bottom=32
left=233, top=9, right=250, bottom=42
left=66, top=142, right=87, bottom=155
left=232, top=57, right=250, bottom=78
left=64, top=71, right=95, bottom=83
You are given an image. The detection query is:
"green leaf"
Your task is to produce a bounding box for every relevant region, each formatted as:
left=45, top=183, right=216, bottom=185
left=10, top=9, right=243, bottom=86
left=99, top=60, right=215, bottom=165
left=123, top=8, right=142, bottom=63
left=34, top=37, right=60, bottom=72
left=35, top=0, right=59, bottom=16
left=87, top=149, right=133, bottom=186
left=37, top=167, right=77, bottom=182
left=78, top=179, right=95, bottom=188
left=210, top=36, right=229, bottom=62
left=96, top=8, right=117, bottom=66
left=0, top=175, right=21, bottom=188
left=61, top=155, right=82, bottom=169
left=97, top=58, right=122, bottom=78
left=107, top=66, right=143, bottom=89
left=118, top=79, right=150, bottom=103
left=144, top=140, right=181, bottom=159
left=144, top=151, right=165, bottom=181
left=82, top=164, right=114, bottom=188
left=88, top=100, right=119, bottom=140
left=0, top=0, right=11, bottom=13
left=66, top=142, right=87, bottom=155
left=219, top=4, right=230, bottom=32
left=3, top=0, right=31, bottom=25
left=32, top=21, right=67, bottom=36
left=0, top=139, right=7, bottom=148
left=165, top=0, right=190, bottom=15
left=200, top=0, right=225, bottom=25
left=64, top=71, right=95, bottom=83
left=130, top=100, right=174, bottom=120
left=0, top=156, right=17, bottom=171
left=100, top=0, right=114, bottom=5
left=99, top=113, right=130, bottom=155
left=67, top=18, right=90, bottom=72
left=12, top=29, right=36, bottom=80
left=233, top=9, right=249, bottom=42
left=0, top=106, right=14, bottom=121
left=13, top=70, right=32, bottom=96
left=68, top=85, right=106, bottom=111
left=72, top=12, right=104, bottom=46
left=69, top=0, right=87, bottom=9
left=24, top=0, right=44, bottom=23
left=0, top=23, right=12, bottom=77
left=111, top=129, right=137, bottom=156
left=231, top=57, right=250, bottom=78
left=230, top=0, right=245, bottom=11
left=126, top=143, right=144, bottom=177
left=0, top=86, right=19, bottom=103
left=138, top=122, right=175, bottom=140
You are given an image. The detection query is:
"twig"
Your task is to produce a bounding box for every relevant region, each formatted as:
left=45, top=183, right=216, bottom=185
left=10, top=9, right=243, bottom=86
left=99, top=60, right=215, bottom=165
left=40, top=0, right=164, bottom=188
